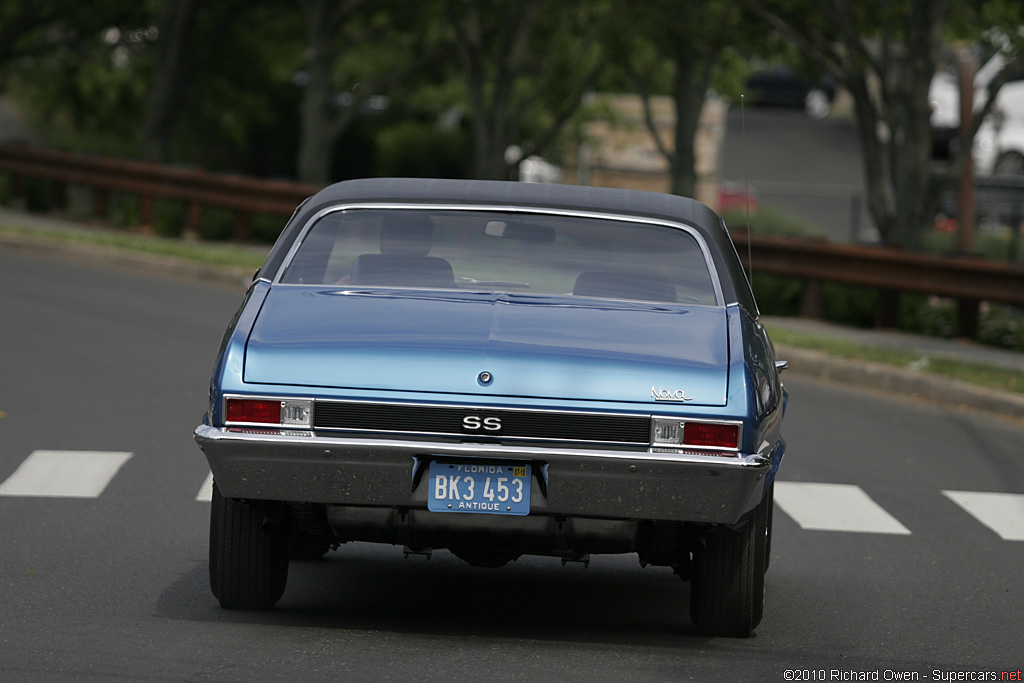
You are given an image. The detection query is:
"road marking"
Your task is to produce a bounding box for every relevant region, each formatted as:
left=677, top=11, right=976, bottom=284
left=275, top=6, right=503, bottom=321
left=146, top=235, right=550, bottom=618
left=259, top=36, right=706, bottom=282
left=943, top=491, right=1024, bottom=542
left=0, top=450, right=133, bottom=498
left=196, top=472, right=213, bottom=502
left=774, top=482, right=912, bottom=535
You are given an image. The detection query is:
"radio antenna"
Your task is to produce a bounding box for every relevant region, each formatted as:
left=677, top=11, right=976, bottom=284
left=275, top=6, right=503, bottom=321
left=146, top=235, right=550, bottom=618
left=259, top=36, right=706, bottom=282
left=741, top=94, right=754, bottom=287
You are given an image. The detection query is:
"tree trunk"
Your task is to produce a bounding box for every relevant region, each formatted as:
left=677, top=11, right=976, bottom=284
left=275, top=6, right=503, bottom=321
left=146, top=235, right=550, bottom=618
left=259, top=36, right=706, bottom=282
left=296, top=0, right=339, bottom=185
left=140, top=0, right=200, bottom=162
left=668, top=42, right=714, bottom=198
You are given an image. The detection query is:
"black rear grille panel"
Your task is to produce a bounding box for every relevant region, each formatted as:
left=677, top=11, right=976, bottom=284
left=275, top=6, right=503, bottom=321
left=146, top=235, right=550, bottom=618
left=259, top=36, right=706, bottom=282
left=314, top=402, right=650, bottom=445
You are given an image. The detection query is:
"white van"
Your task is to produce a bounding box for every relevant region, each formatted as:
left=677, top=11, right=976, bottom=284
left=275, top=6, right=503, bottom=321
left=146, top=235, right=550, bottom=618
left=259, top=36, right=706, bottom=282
left=930, top=50, right=1024, bottom=175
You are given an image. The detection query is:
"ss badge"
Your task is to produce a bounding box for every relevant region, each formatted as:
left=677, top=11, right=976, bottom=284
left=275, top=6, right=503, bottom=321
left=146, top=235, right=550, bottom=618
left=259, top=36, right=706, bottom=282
left=462, top=415, right=502, bottom=431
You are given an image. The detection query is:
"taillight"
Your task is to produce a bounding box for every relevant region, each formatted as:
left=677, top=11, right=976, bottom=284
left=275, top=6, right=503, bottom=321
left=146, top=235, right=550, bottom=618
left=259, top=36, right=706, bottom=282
left=682, top=422, right=740, bottom=449
left=226, top=398, right=281, bottom=424
left=224, top=397, right=312, bottom=427
left=651, top=417, right=741, bottom=451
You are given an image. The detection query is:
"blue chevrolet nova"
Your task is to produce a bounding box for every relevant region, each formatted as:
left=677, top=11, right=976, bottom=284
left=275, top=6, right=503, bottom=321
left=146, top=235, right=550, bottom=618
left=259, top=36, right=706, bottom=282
left=194, top=178, right=787, bottom=637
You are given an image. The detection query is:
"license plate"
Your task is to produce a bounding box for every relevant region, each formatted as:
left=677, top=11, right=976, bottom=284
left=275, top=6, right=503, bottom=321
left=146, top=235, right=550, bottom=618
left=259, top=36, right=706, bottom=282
left=427, top=462, right=531, bottom=516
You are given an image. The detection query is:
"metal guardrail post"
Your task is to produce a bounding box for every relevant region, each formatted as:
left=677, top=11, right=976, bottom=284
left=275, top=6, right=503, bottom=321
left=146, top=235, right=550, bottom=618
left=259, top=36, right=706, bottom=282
left=799, top=281, right=823, bottom=319
left=185, top=202, right=201, bottom=241
left=94, top=188, right=109, bottom=220
left=957, top=299, right=980, bottom=339
left=876, top=290, right=900, bottom=329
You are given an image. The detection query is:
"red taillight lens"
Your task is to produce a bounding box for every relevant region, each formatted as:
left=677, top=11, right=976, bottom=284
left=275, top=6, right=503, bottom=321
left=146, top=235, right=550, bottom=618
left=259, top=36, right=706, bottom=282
left=683, top=422, right=740, bottom=449
left=225, top=398, right=281, bottom=424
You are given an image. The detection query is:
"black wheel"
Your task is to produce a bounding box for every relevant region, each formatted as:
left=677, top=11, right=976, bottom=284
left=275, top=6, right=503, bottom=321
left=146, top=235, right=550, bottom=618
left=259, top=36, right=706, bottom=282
left=689, top=492, right=768, bottom=637
left=209, top=482, right=290, bottom=609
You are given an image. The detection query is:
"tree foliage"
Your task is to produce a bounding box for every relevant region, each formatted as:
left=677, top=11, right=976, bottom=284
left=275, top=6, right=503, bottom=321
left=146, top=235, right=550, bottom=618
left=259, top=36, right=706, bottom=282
left=751, top=0, right=1024, bottom=247
left=1, top=0, right=1022, bottom=251
left=606, top=0, right=763, bottom=197
left=445, top=0, right=607, bottom=180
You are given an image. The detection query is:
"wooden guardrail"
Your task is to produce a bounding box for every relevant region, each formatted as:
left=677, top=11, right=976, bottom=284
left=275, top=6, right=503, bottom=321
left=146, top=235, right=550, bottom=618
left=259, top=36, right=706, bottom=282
left=734, top=233, right=1024, bottom=338
left=0, top=144, right=320, bottom=240
left=1, top=144, right=1022, bottom=338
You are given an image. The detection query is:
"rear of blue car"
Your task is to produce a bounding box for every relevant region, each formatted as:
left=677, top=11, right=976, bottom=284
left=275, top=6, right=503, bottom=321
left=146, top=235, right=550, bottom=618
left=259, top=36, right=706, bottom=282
left=195, top=180, right=786, bottom=637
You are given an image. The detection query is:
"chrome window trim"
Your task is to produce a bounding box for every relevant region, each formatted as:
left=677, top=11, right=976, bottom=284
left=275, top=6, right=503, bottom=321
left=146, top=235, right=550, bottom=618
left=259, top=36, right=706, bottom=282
left=271, top=202, right=727, bottom=307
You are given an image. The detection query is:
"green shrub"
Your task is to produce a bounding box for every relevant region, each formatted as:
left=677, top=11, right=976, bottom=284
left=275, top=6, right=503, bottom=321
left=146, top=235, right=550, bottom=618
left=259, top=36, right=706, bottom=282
left=721, top=205, right=824, bottom=239
left=198, top=207, right=235, bottom=241
left=921, top=227, right=1024, bottom=263
left=901, top=294, right=957, bottom=338
left=153, top=199, right=185, bottom=238
left=821, top=283, right=878, bottom=328
left=251, top=213, right=286, bottom=244
left=979, top=303, right=1024, bottom=352
left=750, top=273, right=802, bottom=316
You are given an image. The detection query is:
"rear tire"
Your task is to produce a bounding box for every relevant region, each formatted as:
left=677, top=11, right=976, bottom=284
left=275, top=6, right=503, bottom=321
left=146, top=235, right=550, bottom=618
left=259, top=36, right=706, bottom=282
left=689, top=492, right=768, bottom=637
left=209, top=482, right=290, bottom=609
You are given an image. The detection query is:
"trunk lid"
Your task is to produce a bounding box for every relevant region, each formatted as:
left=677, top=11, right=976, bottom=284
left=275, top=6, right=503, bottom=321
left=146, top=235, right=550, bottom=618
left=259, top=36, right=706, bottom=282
left=244, top=288, right=730, bottom=406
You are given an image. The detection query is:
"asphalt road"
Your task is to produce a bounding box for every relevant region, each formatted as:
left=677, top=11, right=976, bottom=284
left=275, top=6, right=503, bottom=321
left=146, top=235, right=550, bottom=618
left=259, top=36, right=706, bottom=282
left=720, top=107, right=873, bottom=243
left=2, top=249, right=1022, bottom=682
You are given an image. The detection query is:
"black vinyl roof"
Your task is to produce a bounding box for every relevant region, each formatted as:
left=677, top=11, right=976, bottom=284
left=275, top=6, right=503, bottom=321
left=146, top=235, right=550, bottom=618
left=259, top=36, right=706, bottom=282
left=261, top=178, right=756, bottom=313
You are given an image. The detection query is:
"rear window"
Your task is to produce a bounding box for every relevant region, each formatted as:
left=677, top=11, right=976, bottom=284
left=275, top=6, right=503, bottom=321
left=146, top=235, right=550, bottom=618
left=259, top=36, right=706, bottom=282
left=279, top=208, right=719, bottom=306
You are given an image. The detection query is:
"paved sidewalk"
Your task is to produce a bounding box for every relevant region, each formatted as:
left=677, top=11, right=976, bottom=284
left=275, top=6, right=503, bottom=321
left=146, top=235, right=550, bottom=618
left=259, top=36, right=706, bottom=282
left=2, top=206, right=1023, bottom=421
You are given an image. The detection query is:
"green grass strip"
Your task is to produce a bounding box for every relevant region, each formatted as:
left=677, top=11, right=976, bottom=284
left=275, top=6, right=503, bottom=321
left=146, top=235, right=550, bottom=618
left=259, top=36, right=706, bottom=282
left=0, top=224, right=267, bottom=270
left=767, top=325, right=1024, bottom=396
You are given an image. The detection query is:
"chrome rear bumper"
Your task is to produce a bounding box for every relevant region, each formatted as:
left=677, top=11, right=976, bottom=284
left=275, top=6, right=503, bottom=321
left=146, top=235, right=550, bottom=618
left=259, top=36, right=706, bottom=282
left=194, top=425, right=779, bottom=525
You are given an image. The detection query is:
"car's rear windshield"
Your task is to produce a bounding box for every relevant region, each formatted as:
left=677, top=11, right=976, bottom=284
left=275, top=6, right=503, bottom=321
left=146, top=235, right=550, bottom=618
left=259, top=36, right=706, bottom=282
left=278, top=208, right=719, bottom=306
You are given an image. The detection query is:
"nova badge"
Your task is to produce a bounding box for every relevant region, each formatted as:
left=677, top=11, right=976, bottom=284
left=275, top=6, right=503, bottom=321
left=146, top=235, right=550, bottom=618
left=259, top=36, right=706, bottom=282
left=651, top=386, right=694, bottom=402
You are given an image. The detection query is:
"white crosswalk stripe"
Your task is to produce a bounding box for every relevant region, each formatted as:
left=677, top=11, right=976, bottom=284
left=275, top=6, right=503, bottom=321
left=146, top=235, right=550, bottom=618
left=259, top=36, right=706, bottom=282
left=3, top=452, right=1024, bottom=543
left=943, top=491, right=1024, bottom=542
left=0, top=450, right=133, bottom=498
left=774, top=481, right=912, bottom=535
left=196, top=472, right=214, bottom=502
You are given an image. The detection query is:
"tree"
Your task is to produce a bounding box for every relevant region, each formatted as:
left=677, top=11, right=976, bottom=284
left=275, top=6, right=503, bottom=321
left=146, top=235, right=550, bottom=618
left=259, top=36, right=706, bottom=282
left=0, top=1, right=144, bottom=81
left=1, top=2, right=154, bottom=156
left=608, top=0, right=755, bottom=198
left=139, top=0, right=202, bottom=162
left=445, top=0, right=607, bottom=180
left=753, top=0, right=1024, bottom=248
left=295, top=0, right=449, bottom=184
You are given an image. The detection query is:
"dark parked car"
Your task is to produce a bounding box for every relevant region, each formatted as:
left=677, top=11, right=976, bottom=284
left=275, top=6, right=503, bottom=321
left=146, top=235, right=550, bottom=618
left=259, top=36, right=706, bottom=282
left=746, top=65, right=836, bottom=119
left=194, top=178, right=788, bottom=637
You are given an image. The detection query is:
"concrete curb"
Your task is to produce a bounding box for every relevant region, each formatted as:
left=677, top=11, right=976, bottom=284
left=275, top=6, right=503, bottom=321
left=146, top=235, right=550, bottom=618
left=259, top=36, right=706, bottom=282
left=777, top=344, right=1024, bottom=422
